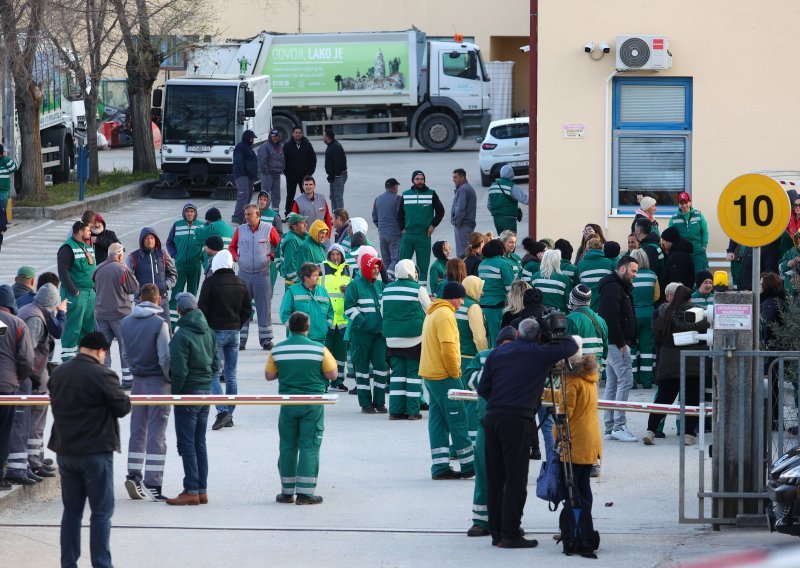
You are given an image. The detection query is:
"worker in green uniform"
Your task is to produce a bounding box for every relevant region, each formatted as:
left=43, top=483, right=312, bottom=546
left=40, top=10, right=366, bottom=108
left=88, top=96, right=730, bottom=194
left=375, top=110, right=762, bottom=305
left=321, top=244, right=351, bottom=391
left=464, top=326, right=518, bottom=538
left=398, top=170, right=445, bottom=287
left=166, top=203, right=205, bottom=327
left=0, top=143, right=18, bottom=210
left=280, top=263, right=333, bottom=344
left=691, top=271, right=715, bottom=308
left=487, top=165, right=528, bottom=234
left=566, top=285, right=609, bottom=371
left=195, top=207, right=234, bottom=275
left=500, top=231, right=523, bottom=280
left=382, top=259, right=430, bottom=420
left=266, top=311, right=338, bottom=505
left=457, top=275, right=488, bottom=442
left=344, top=253, right=388, bottom=413
left=576, top=237, right=615, bottom=313
left=279, top=213, right=308, bottom=288
left=298, top=220, right=329, bottom=267
left=667, top=191, right=709, bottom=272
left=428, top=241, right=450, bottom=296
left=629, top=249, right=659, bottom=388
left=56, top=221, right=97, bottom=361
left=531, top=249, right=573, bottom=311
left=520, top=239, right=546, bottom=281
left=478, top=239, right=514, bottom=347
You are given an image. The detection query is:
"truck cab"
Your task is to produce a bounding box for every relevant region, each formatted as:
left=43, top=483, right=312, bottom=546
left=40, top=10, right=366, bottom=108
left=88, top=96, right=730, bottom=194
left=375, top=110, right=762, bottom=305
left=153, top=75, right=271, bottom=196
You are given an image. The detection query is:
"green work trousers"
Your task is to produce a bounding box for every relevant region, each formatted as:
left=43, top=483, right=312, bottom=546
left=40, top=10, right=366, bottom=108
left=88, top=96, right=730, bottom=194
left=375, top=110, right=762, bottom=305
left=388, top=355, right=422, bottom=417
left=424, top=378, right=474, bottom=477
left=61, top=289, right=95, bottom=362
left=492, top=215, right=517, bottom=236
left=170, top=262, right=201, bottom=326
left=461, top=358, right=479, bottom=442
left=472, top=419, right=488, bottom=529
left=278, top=405, right=324, bottom=496
left=399, top=232, right=431, bottom=286
left=325, top=328, right=348, bottom=387
left=633, top=317, right=656, bottom=388
left=350, top=332, right=388, bottom=408
left=483, top=307, right=503, bottom=349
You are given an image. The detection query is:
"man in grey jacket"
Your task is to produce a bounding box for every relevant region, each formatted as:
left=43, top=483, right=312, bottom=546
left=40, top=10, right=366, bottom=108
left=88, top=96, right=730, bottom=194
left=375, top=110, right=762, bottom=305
left=0, top=285, right=35, bottom=489
left=372, top=177, right=402, bottom=277
left=451, top=168, right=477, bottom=257
left=94, top=243, right=140, bottom=389
left=121, top=283, right=172, bottom=501
left=257, top=129, right=286, bottom=213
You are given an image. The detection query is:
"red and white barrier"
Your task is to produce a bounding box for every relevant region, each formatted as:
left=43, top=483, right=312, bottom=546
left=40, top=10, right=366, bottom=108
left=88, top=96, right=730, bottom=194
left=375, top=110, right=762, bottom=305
left=0, top=394, right=339, bottom=407
left=447, top=389, right=712, bottom=417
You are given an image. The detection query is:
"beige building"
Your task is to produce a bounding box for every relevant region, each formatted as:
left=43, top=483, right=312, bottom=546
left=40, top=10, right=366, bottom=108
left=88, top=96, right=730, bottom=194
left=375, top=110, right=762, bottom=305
left=216, top=0, right=531, bottom=116
left=536, top=0, right=800, bottom=262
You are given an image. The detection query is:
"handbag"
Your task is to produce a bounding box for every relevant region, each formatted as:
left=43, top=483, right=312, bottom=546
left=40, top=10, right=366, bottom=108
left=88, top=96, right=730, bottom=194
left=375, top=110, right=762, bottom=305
left=536, top=447, right=563, bottom=510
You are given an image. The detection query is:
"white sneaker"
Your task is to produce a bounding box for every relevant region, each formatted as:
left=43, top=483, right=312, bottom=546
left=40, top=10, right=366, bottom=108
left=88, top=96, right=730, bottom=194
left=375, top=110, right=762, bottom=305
left=124, top=478, right=146, bottom=500
left=611, top=426, right=638, bottom=442
left=684, top=435, right=698, bottom=446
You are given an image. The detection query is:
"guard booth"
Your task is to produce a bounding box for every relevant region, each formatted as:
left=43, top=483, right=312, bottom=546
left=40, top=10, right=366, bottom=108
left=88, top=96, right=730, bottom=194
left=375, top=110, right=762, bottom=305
left=679, top=174, right=797, bottom=527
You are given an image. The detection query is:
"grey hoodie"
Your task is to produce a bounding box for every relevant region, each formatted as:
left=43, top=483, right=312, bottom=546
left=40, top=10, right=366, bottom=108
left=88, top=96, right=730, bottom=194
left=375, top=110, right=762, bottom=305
left=93, top=257, right=140, bottom=320
left=120, top=302, right=171, bottom=380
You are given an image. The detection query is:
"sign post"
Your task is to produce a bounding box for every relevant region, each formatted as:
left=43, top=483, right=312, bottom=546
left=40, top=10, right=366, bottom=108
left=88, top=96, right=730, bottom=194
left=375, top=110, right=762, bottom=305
left=717, top=173, right=791, bottom=348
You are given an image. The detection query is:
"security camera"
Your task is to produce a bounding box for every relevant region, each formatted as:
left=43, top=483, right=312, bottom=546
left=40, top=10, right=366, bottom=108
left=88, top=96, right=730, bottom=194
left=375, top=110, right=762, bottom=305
left=519, top=45, right=530, bottom=53
left=584, top=42, right=595, bottom=53
left=599, top=42, right=611, bottom=54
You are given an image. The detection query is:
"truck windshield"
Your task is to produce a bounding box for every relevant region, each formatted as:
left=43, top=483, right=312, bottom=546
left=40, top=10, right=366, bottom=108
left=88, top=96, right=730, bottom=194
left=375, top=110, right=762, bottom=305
left=163, top=85, right=237, bottom=145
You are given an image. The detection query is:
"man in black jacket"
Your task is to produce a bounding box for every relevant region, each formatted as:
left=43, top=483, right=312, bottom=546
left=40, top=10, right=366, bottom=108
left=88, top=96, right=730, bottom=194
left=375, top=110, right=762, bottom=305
left=323, top=129, right=347, bottom=210
left=478, top=319, right=579, bottom=548
left=598, top=256, right=639, bottom=443
left=198, top=249, right=252, bottom=430
left=48, top=332, right=131, bottom=568
left=659, top=226, right=695, bottom=296
left=283, top=126, right=317, bottom=217
left=232, top=129, right=259, bottom=224
left=634, top=218, right=664, bottom=278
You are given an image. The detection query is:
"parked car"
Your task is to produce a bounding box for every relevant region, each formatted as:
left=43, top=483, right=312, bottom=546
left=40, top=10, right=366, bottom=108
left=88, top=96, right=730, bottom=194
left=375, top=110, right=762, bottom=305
left=477, top=117, right=530, bottom=187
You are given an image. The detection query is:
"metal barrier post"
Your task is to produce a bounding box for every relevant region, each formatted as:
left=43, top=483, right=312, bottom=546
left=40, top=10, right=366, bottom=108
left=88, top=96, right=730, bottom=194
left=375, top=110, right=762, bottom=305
left=711, top=290, right=757, bottom=525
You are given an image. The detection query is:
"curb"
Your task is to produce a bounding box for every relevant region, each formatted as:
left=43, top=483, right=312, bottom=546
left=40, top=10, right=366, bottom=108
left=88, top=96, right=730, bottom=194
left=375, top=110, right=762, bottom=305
left=13, top=179, right=157, bottom=220
left=0, top=474, right=60, bottom=512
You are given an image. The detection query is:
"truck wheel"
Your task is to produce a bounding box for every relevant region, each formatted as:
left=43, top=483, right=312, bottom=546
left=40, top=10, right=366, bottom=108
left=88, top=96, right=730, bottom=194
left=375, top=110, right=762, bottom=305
left=480, top=170, right=493, bottom=188
left=418, top=113, right=458, bottom=152
left=272, top=116, right=295, bottom=144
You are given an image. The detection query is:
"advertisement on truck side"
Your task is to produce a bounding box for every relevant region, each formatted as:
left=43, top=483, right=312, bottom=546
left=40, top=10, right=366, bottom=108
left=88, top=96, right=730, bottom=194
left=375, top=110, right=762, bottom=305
left=262, top=41, right=410, bottom=96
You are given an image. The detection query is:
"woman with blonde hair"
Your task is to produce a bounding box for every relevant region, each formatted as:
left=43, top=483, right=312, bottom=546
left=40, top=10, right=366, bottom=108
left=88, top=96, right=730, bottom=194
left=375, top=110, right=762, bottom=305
left=499, top=230, right=522, bottom=280
left=531, top=249, right=572, bottom=311
left=502, top=280, right=530, bottom=322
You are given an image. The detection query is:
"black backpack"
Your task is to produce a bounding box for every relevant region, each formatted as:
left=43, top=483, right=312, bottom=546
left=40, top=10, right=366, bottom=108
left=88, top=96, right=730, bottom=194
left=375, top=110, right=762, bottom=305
left=557, top=497, right=600, bottom=559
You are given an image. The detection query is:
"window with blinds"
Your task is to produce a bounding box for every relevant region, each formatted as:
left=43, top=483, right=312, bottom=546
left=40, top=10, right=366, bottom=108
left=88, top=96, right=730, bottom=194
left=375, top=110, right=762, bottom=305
left=612, top=77, right=692, bottom=209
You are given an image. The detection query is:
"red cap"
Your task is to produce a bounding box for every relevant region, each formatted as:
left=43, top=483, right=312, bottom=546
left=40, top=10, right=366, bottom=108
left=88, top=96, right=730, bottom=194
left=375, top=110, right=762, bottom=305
left=678, top=192, right=691, bottom=202
left=360, top=254, right=382, bottom=283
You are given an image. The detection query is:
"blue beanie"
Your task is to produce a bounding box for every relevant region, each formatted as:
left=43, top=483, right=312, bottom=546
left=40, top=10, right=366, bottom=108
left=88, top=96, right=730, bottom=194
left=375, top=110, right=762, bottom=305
left=0, top=285, right=18, bottom=315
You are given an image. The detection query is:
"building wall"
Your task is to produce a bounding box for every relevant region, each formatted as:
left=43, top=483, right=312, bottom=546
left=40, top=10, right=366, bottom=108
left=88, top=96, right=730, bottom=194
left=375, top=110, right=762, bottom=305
left=490, top=37, right=531, bottom=118
left=537, top=0, right=800, bottom=254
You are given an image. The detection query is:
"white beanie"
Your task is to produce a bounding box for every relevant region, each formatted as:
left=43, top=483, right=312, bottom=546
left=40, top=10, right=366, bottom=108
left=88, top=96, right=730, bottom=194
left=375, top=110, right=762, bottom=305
left=350, top=217, right=368, bottom=235
left=394, top=259, right=417, bottom=280
left=355, top=245, right=378, bottom=267
left=639, top=196, right=657, bottom=212
left=211, top=250, right=234, bottom=272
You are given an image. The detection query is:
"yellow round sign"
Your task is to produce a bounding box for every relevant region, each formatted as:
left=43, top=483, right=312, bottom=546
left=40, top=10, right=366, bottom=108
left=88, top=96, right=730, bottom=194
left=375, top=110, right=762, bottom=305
left=718, top=174, right=791, bottom=247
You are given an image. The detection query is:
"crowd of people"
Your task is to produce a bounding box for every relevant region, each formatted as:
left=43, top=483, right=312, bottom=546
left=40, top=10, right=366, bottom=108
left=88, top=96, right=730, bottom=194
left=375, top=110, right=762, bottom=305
left=3, top=131, right=798, bottom=562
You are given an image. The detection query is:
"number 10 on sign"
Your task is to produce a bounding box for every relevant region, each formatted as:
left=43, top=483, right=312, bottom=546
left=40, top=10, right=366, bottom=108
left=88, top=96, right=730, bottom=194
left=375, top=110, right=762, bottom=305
left=718, top=174, right=791, bottom=248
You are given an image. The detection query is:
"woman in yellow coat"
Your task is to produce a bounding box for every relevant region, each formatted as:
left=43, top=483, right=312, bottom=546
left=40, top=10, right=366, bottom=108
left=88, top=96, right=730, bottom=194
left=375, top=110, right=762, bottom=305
left=545, top=353, right=602, bottom=510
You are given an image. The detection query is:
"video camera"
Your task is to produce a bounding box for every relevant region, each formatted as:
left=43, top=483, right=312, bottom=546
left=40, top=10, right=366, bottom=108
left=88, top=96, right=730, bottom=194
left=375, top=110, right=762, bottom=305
left=540, top=309, right=567, bottom=343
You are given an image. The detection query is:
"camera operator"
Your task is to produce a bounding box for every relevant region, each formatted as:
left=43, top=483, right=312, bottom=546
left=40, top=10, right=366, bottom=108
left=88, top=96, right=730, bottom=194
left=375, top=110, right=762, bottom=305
left=478, top=317, right=578, bottom=549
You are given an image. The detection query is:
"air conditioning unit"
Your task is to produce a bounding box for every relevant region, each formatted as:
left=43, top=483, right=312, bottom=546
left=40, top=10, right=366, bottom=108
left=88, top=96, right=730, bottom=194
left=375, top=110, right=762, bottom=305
left=616, top=35, right=672, bottom=71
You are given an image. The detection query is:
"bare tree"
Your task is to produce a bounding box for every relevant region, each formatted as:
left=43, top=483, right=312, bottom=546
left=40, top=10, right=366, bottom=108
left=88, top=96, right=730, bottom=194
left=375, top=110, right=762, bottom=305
left=47, top=0, right=124, bottom=184
left=111, top=0, right=215, bottom=173
left=0, top=0, right=47, bottom=201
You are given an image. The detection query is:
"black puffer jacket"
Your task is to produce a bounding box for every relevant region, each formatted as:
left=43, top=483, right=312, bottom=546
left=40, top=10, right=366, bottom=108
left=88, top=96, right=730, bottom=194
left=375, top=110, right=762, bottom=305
left=197, top=268, right=253, bottom=330
left=597, top=272, right=637, bottom=348
left=660, top=238, right=695, bottom=296
left=652, top=302, right=710, bottom=383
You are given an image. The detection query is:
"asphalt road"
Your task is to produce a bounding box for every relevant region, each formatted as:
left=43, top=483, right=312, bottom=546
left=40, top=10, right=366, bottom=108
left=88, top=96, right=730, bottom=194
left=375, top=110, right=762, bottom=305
left=0, top=146, right=795, bottom=567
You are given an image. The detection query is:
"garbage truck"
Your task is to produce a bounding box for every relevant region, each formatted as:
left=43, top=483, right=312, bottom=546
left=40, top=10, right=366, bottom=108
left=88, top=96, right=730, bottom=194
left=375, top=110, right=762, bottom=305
left=184, top=29, right=491, bottom=151
left=150, top=74, right=272, bottom=198
left=0, top=41, right=87, bottom=186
